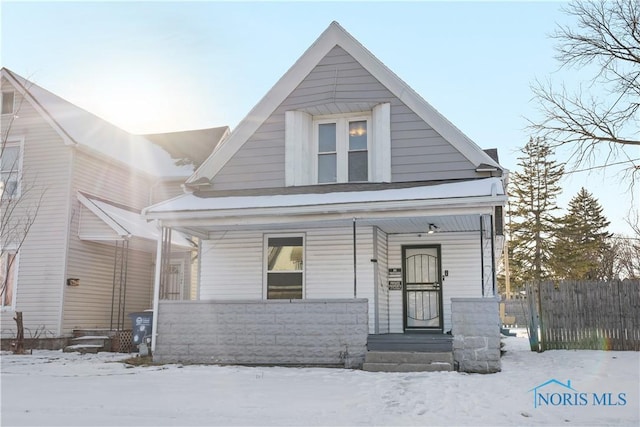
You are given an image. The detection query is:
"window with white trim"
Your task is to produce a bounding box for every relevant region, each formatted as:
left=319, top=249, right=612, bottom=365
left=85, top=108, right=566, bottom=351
left=316, top=116, right=370, bottom=183
left=285, top=103, right=391, bottom=186
left=1, top=251, right=17, bottom=309
left=265, top=235, right=304, bottom=299
left=1, top=141, right=22, bottom=198
left=1, top=91, right=14, bottom=115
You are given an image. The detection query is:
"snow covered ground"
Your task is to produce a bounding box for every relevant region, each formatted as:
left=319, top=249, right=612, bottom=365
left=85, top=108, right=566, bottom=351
left=1, top=334, right=638, bottom=426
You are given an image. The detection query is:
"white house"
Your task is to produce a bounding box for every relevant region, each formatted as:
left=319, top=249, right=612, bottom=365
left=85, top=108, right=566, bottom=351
left=0, top=68, right=227, bottom=347
left=144, top=22, right=507, bottom=372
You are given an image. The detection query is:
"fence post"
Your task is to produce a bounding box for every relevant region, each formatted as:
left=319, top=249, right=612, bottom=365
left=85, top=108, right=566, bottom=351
left=535, top=281, right=545, bottom=352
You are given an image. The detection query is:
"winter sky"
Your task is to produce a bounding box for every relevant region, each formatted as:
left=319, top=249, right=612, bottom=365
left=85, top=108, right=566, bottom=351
left=1, top=1, right=637, bottom=235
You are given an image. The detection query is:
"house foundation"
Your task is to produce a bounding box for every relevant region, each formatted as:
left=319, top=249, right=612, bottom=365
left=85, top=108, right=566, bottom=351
left=153, top=299, right=368, bottom=368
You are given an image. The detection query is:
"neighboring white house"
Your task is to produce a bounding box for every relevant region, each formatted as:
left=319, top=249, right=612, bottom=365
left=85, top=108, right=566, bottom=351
left=144, top=22, right=508, bottom=370
left=0, top=68, right=228, bottom=341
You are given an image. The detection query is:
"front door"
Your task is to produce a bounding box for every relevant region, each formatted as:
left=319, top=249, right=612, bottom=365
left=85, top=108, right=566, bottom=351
left=402, top=245, right=443, bottom=332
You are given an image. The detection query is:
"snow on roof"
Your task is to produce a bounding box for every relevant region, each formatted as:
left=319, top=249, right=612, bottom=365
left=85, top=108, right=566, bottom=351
left=146, top=177, right=505, bottom=216
left=3, top=68, right=194, bottom=178
left=78, top=193, right=193, bottom=248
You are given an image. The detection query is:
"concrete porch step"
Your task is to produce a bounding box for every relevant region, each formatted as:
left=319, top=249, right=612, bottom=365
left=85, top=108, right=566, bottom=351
left=362, top=361, right=453, bottom=372
left=73, top=329, right=113, bottom=338
left=64, top=332, right=112, bottom=353
left=362, top=350, right=453, bottom=372
left=63, top=344, right=103, bottom=354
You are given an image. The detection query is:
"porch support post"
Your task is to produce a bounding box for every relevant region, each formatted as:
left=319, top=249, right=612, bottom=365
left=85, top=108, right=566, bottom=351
left=480, top=216, right=485, bottom=297
left=373, top=226, right=379, bottom=334
left=353, top=217, right=357, bottom=298
left=490, top=214, right=496, bottom=296
left=151, top=223, right=165, bottom=353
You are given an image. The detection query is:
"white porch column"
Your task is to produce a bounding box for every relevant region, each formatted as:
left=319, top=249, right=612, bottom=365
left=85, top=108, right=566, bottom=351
left=151, top=223, right=164, bottom=353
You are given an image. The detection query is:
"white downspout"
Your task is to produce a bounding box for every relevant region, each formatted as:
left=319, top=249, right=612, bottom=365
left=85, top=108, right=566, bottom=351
left=151, top=221, right=163, bottom=353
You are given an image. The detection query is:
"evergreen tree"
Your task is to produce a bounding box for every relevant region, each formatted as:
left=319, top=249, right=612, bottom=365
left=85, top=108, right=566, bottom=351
left=551, top=188, right=612, bottom=280
left=508, top=137, right=564, bottom=289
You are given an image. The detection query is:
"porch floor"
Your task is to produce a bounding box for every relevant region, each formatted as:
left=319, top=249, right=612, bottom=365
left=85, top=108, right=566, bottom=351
left=367, top=333, right=453, bottom=352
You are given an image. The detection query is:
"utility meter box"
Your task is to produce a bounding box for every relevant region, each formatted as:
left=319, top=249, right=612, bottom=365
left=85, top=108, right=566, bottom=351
left=128, top=311, right=153, bottom=347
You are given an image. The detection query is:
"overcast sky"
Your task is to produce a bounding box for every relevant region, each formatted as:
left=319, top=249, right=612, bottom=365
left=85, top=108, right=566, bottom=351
left=2, top=1, right=637, bottom=235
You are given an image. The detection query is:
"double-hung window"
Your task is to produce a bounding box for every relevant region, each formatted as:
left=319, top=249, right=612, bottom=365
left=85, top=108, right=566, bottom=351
left=284, top=103, right=390, bottom=186
left=316, top=115, right=370, bottom=183
left=265, top=235, right=304, bottom=299
left=1, top=141, right=22, bottom=198
left=1, top=251, right=17, bottom=309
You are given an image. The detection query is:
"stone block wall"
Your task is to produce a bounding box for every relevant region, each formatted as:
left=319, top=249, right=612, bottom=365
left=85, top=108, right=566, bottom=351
left=451, top=297, right=501, bottom=373
left=154, top=299, right=368, bottom=368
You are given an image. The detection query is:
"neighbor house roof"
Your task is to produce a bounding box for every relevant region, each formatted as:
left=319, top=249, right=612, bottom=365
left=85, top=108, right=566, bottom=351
left=1, top=67, right=194, bottom=178
left=187, top=21, right=503, bottom=185
left=144, top=126, right=230, bottom=168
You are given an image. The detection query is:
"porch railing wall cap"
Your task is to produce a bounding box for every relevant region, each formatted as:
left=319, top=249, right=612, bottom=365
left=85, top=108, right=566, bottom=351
left=157, top=298, right=369, bottom=305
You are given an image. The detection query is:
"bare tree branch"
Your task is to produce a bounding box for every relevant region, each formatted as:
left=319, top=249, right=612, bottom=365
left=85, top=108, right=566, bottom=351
left=528, top=0, right=640, bottom=184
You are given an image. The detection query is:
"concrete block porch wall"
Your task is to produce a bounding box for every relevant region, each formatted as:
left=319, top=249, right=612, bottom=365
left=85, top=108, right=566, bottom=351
left=154, top=299, right=369, bottom=368
left=451, top=297, right=501, bottom=373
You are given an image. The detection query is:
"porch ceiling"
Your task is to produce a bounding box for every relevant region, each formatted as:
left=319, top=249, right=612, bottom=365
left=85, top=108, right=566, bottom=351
left=170, top=213, right=487, bottom=238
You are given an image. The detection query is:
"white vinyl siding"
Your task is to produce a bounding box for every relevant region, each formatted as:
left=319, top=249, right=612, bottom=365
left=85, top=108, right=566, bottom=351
left=387, top=232, right=482, bottom=333
left=0, top=79, right=71, bottom=337
left=63, top=242, right=153, bottom=331
left=213, top=46, right=478, bottom=190
left=0, top=76, right=188, bottom=338
left=72, top=150, right=152, bottom=210
left=63, top=151, right=168, bottom=334
left=200, top=231, right=265, bottom=300
left=199, top=226, right=377, bottom=332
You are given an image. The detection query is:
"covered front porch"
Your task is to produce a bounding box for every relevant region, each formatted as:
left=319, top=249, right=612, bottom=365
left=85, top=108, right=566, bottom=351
left=145, top=178, right=505, bottom=372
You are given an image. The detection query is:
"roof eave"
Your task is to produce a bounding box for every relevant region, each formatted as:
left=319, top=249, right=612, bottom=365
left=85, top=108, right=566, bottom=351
left=145, top=194, right=507, bottom=226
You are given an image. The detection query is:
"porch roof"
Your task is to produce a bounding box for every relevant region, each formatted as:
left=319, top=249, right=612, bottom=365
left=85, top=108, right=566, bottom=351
left=143, top=178, right=506, bottom=236
left=78, top=192, right=194, bottom=251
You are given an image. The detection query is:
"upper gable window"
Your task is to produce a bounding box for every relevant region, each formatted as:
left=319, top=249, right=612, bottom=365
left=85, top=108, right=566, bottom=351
left=1, top=91, right=15, bottom=115
left=316, top=116, right=370, bottom=183
left=285, top=103, right=390, bottom=186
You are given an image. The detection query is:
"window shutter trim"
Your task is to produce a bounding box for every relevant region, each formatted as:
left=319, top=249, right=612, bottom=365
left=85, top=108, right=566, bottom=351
left=285, top=110, right=313, bottom=186
left=372, top=103, right=391, bottom=182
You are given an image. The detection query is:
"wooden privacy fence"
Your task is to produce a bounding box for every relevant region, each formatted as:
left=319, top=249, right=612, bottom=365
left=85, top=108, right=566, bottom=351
left=526, top=280, right=640, bottom=351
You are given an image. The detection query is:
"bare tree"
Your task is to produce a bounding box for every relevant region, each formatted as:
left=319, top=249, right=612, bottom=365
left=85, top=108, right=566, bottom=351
left=1, top=77, right=45, bottom=353
left=529, top=0, right=640, bottom=183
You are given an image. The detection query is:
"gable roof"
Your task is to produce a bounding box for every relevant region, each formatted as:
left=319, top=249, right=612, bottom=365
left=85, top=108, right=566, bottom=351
left=144, top=126, right=230, bottom=168
left=1, top=67, right=194, bottom=178
left=187, top=21, right=502, bottom=185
